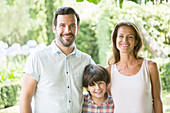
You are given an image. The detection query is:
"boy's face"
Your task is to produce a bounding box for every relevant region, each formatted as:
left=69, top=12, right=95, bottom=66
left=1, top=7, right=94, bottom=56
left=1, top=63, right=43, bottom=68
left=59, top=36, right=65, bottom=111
left=86, top=81, right=107, bottom=100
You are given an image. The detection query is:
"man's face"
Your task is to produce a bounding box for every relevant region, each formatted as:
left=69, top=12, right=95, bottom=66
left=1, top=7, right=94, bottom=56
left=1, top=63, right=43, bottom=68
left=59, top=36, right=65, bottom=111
left=53, top=14, right=79, bottom=47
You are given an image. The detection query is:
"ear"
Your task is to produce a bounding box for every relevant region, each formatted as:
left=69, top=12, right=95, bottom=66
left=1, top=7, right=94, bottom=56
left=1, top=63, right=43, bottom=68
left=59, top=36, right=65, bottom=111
left=52, top=25, right=56, bottom=33
left=77, top=25, right=80, bottom=34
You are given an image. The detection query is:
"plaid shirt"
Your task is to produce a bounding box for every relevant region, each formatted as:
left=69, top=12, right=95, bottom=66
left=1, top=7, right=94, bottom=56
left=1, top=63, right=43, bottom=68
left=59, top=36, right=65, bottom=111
left=82, top=93, right=114, bottom=113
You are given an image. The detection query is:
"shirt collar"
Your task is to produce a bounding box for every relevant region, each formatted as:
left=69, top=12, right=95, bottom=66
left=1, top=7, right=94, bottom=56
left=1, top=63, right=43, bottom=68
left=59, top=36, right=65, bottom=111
left=87, top=93, right=111, bottom=105
left=51, top=40, right=80, bottom=57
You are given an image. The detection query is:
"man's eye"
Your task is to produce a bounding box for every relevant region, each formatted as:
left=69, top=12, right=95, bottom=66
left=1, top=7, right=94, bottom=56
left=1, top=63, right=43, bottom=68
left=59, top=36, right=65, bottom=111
left=71, top=24, right=76, bottom=28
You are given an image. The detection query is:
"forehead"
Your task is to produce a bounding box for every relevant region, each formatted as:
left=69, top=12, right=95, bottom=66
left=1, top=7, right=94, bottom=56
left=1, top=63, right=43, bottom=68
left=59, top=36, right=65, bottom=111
left=118, top=26, right=136, bottom=35
left=57, top=14, right=77, bottom=24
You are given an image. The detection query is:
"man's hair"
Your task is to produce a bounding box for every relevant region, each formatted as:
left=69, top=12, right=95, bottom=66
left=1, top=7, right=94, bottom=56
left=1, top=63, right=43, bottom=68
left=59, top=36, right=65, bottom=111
left=83, top=64, right=110, bottom=88
left=53, top=7, right=80, bottom=27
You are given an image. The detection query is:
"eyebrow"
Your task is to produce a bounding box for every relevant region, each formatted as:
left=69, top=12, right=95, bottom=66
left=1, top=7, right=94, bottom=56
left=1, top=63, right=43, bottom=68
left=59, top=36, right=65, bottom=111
left=58, top=23, right=76, bottom=26
left=118, top=33, right=134, bottom=36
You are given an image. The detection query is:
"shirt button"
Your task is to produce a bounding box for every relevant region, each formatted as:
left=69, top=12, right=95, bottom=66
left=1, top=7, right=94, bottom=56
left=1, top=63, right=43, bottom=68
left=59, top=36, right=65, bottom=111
left=66, top=72, right=68, bottom=74
left=67, top=86, right=69, bottom=88
left=69, top=100, right=71, bottom=103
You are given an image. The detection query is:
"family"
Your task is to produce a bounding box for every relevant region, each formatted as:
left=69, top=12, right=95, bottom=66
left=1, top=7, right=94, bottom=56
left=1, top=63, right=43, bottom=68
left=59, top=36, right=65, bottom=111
left=20, top=7, right=163, bottom=113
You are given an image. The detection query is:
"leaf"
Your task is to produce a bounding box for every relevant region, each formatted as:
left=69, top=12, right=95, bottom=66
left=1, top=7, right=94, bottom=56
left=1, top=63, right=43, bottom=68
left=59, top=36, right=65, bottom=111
left=87, top=0, right=101, bottom=4
left=76, top=0, right=84, bottom=2
left=76, top=0, right=101, bottom=4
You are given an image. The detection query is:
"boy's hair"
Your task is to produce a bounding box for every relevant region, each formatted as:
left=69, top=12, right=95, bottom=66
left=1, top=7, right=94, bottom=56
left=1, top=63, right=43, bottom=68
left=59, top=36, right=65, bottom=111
left=83, top=64, right=110, bottom=87
left=53, top=7, right=80, bottom=27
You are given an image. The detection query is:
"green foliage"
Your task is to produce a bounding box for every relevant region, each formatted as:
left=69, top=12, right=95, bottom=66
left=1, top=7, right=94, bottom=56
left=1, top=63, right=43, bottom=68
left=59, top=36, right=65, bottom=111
left=76, top=20, right=99, bottom=64
left=159, top=59, right=170, bottom=91
left=93, top=1, right=170, bottom=65
left=76, top=0, right=101, bottom=4
left=0, top=55, right=24, bottom=109
left=0, top=55, right=25, bottom=83
left=0, top=83, right=21, bottom=109
left=152, top=58, right=170, bottom=91
left=95, top=9, right=112, bottom=66
left=45, top=0, right=55, bottom=45
left=0, top=0, right=39, bottom=45
left=162, top=91, right=170, bottom=112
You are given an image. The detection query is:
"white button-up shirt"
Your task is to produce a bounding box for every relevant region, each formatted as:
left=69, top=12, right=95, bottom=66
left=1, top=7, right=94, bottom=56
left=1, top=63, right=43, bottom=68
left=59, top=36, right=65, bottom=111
left=24, top=40, right=95, bottom=113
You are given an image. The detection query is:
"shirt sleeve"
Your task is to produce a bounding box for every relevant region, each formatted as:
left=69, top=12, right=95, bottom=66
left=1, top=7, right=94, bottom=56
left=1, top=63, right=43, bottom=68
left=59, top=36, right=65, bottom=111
left=23, top=53, right=41, bottom=81
left=89, top=56, right=96, bottom=64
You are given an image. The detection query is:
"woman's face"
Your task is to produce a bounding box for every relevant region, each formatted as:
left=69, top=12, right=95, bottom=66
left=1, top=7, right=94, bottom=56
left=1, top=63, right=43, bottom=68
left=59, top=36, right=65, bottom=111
left=116, top=26, right=137, bottom=54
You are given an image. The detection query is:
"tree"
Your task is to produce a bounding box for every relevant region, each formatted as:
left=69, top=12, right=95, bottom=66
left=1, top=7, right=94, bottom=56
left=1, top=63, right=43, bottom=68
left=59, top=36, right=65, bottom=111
left=76, top=0, right=169, bottom=8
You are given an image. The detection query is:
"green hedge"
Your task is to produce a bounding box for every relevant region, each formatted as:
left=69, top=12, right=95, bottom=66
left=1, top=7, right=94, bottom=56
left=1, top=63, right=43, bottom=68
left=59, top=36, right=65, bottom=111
left=76, top=20, right=99, bottom=64
left=153, top=58, right=170, bottom=91
left=0, top=82, right=21, bottom=109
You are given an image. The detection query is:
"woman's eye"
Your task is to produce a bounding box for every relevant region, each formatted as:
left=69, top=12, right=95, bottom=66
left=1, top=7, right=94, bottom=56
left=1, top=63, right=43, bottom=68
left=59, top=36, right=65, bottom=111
left=128, top=36, right=134, bottom=39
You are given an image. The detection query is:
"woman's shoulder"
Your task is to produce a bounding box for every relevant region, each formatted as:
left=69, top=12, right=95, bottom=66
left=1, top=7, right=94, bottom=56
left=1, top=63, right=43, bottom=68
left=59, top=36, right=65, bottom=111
left=143, top=58, right=157, bottom=68
left=106, top=65, right=111, bottom=71
left=148, top=60, right=158, bottom=72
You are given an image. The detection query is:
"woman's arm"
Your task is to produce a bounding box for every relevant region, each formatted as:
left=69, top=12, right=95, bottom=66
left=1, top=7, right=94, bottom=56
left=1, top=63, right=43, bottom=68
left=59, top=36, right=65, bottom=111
left=148, top=61, right=163, bottom=113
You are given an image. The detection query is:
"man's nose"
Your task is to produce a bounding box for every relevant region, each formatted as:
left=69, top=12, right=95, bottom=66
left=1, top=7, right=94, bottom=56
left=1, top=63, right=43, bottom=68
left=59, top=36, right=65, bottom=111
left=65, top=26, right=71, bottom=33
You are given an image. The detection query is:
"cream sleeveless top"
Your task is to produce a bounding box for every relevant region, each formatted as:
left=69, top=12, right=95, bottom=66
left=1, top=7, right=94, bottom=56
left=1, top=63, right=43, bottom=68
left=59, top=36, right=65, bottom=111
left=111, top=59, right=153, bottom=113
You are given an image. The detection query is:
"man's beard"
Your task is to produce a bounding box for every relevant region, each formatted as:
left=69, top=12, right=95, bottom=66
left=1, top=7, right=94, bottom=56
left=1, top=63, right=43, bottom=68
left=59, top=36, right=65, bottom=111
left=58, top=33, right=76, bottom=47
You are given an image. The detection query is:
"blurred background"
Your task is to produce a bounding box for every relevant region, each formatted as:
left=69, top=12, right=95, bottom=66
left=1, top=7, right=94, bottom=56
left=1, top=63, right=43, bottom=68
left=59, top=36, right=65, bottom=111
left=0, top=0, right=169, bottom=112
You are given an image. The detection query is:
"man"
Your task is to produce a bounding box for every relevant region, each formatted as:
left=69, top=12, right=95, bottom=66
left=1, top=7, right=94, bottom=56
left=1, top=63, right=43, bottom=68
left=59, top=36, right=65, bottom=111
left=20, top=7, right=95, bottom=113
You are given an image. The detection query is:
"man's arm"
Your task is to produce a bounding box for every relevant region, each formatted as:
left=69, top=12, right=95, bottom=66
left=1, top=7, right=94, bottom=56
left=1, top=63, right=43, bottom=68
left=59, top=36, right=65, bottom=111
left=148, top=61, right=163, bottom=113
left=20, top=73, right=37, bottom=113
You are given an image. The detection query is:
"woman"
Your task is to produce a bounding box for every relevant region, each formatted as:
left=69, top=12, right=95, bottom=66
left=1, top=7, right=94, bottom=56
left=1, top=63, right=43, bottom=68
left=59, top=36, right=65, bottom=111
left=106, top=21, right=163, bottom=113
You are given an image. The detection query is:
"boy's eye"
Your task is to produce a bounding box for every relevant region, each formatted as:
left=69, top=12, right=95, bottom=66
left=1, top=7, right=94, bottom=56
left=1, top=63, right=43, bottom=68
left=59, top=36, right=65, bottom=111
left=96, top=81, right=104, bottom=84
left=89, top=83, right=95, bottom=86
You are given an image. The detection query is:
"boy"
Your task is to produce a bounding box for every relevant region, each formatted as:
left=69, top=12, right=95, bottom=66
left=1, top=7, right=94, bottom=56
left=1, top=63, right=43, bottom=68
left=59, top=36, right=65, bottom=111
left=82, top=64, right=114, bottom=113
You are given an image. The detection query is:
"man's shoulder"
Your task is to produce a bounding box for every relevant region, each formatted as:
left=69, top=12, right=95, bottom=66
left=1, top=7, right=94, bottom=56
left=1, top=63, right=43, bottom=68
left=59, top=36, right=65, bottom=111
left=28, top=45, right=51, bottom=58
left=77, top=49, right=91, bottom=58
left=108, top=96, right=114, bottom=104
left=83, top=93, right=90, bottom=102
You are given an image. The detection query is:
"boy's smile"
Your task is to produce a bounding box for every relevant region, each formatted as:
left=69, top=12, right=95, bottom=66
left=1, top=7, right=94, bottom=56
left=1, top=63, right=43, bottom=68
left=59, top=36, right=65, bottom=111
left=86, top=81, right=107, bottom=101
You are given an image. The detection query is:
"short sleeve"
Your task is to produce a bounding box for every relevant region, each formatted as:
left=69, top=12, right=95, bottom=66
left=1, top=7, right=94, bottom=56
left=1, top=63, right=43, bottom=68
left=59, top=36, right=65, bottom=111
left=89, top=56, right=96, bottom=64
left=23, top=53, right=41, bottom=81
